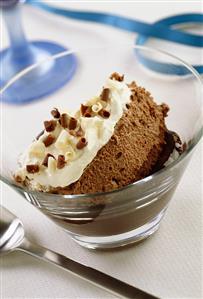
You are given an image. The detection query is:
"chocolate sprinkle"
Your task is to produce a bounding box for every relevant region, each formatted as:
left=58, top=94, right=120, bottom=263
left=60, top=113, right=69, bottom=128
left=99, top=109, right=110, bottom=118
left=100, top=88, right=110, bottom=102
left=42, top=153, right=55, bottom=167
left=26, top=164, right=39, bottom=174
left=44, top=120, right=57, bottom=132
left=43, top=134, right=55, bottom=147
left=57, top=155, right=66, bottom=169
left=68, top=117, right=77, bottom=130
left=51, top=108, right=60, bottom=119
left=76, top=137, right=87, bottom=150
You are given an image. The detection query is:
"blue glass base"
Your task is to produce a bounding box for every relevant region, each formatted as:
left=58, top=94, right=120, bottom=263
left=0, top=41, right=77, bottom=104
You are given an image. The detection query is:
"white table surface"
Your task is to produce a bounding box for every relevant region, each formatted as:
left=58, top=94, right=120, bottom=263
left=1, top=1, right=202, bottom=298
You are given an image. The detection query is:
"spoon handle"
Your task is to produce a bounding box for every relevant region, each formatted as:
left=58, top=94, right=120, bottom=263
left=18, top=238, right=158, bottom=299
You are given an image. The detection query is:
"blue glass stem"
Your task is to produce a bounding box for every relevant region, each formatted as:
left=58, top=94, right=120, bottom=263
left=3, top=4, right=27, bottom=50
left=3, top=3, right=36, bottom=65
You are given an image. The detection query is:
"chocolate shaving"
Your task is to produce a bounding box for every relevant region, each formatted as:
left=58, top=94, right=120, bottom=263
left=36, top=130, right=44, bottom=140
left=51, top=108, right=60, bottom=119
left=43, top=134, right=55, bottom=147
left=84, top=111, right=92, bottom=117
left=68, top=117, right=77, bottom=130
left=76, top=137, right=87, bottom=150
left=60, top=113, right=69, bottom=128
left=14, top=175, right=23, bottom=183
left=100, top=88, right=110, bottom=102
left=42, top=153, right=55, bottom=167
left=110, top=72, right=124, bottom=82
left=26, top=164, right=39, bottom=174
left=99, top=109, right=110, bottom=118
left=81, top=104, right=88, bottom=115
left=44, top=120, right=57, bottom=132
left=81, top=104, right=92, bottom=117
left=57, top=155, right=66, bottom=169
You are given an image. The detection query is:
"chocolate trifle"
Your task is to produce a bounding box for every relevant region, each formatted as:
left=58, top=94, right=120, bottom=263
left=14, top=73, right=182, bottom=194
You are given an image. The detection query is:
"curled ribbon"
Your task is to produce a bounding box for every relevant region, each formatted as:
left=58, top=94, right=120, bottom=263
left=27, top=0, right=203, bottom=75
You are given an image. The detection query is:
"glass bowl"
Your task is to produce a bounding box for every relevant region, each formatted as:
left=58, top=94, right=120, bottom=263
left=1, top=45, right=202, bottom=249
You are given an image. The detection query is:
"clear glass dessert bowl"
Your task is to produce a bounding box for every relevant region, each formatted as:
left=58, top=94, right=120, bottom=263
left=1, top=46, right=202, bottom=249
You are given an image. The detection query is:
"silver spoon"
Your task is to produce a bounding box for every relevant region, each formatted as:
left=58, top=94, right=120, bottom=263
left=0, top=206, right=158, bottom=299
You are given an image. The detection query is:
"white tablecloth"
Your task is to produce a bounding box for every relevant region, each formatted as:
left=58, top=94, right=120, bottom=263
left=1, top=1, right=202, bottom=298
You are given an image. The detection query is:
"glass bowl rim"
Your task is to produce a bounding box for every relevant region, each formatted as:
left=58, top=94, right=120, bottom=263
left=1, top=44, right=203, bottom=201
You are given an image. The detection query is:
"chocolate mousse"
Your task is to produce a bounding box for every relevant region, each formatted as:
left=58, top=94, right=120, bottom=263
left=14, top=73, right=183, bottom=194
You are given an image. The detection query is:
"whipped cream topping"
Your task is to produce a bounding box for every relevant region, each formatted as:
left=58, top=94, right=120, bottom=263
left=15, top=77, right=132, bottom=190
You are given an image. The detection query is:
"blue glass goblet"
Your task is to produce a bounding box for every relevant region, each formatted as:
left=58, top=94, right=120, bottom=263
left=0, top=0, right=77, bottom=104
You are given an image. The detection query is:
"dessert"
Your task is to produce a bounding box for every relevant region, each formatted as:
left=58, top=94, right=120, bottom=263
left=14, top=73, right=182, bottom=194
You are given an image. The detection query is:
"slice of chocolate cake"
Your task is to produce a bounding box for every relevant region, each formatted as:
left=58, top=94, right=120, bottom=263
left=14, top=73, right=182, bottom=194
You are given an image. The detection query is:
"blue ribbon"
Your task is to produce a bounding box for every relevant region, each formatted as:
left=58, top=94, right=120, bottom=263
left=136, top=14, right=203, bottom=75
left=27, top=0, right=203, bottom=75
